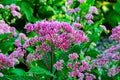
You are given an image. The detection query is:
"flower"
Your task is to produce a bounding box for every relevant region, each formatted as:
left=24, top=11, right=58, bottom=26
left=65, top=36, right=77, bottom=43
left=68, top=53, right=79, bottom=60
left=0, top=4, right=4, bottom=9
left=78, top=0, right=85, bottom=3
left=24, top=20, right=88, bottom=51
left=67, top=63, right=73, bottom=69
left=54, top=60, right=64, bottom=70
left=26, top=54, right=35, bottom=62
left=89, top=6, right=98, bottom=14
left=110, top=26, right=120, bottom=43
left=0, top=53, right=18, bottom=70
left=73, top=22, right=83, bottom=29
left=0, top=73, right=3, bottom=77
left=10, top=4, right=21, bottom=18
left=85, top=14, right=94, bottom=20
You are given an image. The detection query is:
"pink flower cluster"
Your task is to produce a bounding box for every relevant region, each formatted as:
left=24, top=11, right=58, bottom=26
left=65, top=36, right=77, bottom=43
left=24, top=20, right=88, bottom=51
left=67, top=8, right=80, bottom=15
left=54, top=60, right=64, bottom=70
left=91, top=44, right=120, bottom=77
left=0, top=20, right=11, bottom=34
left=0, top=4, right=4, bottom=9
left=0, top=4, right=21, bottom=18
left=93, top=48, right=120, bottom=67
left=0, top=73, right=3, bottom=77
left=110, top=26, right=120, bottom=43
left=0, top=53, right=18, bottom=70
left=15, top=33, right=28, bottom=47
left=69, top=53, right=79, bottom=60
left=73, top=22, right=83, bottom=29
left=36, top=42, right=50, bottom=52
left=67, top=53, right=95, bottom=80
left=90, top=26, right=120, bottom=77
left=10, top=4, right=21, bottom=18
left=66, top=0, right=85, bottom=6
left=26, top=52, right=42, bottom=62
left=14, top=32, right=43, bottom=63
left=107, top=67, right=120, bottom=77
left=66, top=0, right=73, bottom=6
left=10, top=47, right=26, bottom=59
left=0, top=20, right=16, bottom=36
left=89, top=6, right=98, bottom=15
left=78, top=0, right=86, bottom=3
left=0, top=52, right=18, bottom=76
left=85, top=6, right=98, bottom=24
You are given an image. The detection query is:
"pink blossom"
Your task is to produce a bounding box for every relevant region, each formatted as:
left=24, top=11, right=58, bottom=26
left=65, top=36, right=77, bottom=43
left=11, top=10, right=21, bottom=18
left=86, top=20, right=94, bottom=24
left=69, top=71, right=77, bottom=78
left=10, top=4, right=20, bottom=11
left=0, top=4, right=4, bottom=9
left=15, top=39, right=22, bottom=47
left=0, top=73, right=3, bottom=77
left=0, top=53, right=18, bottom=70
left=19, top=33, right=28, bottom=40
left=89, top=6, right=98, bottom=14
left=67, top=63, right=73, bottom=69
left=10, top=47, right=26, bottom=59
left=54, top=60, right=64, bottom=70
left=78, top=0, right=85, bottom=3
left=73, top=62, right=80, bottom=70
left=85, top=14, right=93, bottom=20
left=26, top=54, right=35, bottom=62
left=73, top=22, right=83, bottom=28
left=110, top=26, right=120, bottom=42
left=79, top=65, right=85, bottom=72
left=5, top=5, right=10, bottom=9
left=66, top=1, right=73, bottom=6
left=34, top=52, right=42, bottom=60
left=82, top=60, right=90, bottom=71
left=69, top=53, right=79, bottom=60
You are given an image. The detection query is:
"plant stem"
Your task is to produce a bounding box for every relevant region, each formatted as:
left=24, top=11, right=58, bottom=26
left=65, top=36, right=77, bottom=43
left=44, top=53, right=50, bottom=70
left=50, top=52, right=53, bottom=73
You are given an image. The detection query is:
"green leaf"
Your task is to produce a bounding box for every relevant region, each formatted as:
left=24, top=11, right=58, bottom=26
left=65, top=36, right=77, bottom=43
left=28, top=66, right=55, bottom=77
left=105, top=11, right=120, bottom=27
left=1, top=0, right=17, bottom=5
left=86, top=0, right=95, bottom=5
left=79, top=52, right=85, bottom=60
left=68, top=44, right=81, bottom=54
left=26, top=47, right=34, bottom=53
left=3, top=75, right=41, bottom=80
left=0, top=33, right=12, bottom=40
left=38, top=6, right=55, bottom=18
left=21, top=2, right=36, bottom=22
left=0, top=37, right=15, bottom=53
left=86, top=49, right=100, bottom=58
left=11, top=68, right=27, bottom=76
left=113, top=2, right=120, bottom=14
